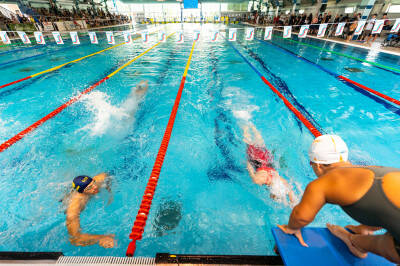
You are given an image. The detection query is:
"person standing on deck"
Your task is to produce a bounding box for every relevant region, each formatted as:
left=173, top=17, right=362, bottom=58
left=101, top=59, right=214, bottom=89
left=278, top=135, right=400, bottom=263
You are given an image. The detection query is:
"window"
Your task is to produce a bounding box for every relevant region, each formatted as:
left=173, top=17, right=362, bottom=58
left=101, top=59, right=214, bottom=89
left=387, top=5, right=400, bottom=13
left=345, top=7, right=355, bottom=14
left=299, top=9, right=304, bottom=14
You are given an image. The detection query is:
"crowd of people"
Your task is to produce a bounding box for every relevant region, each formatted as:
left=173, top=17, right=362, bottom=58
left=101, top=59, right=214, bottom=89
left=0, top=5, right=130, bottom=33
left=246, top=11, right=399, bottom=47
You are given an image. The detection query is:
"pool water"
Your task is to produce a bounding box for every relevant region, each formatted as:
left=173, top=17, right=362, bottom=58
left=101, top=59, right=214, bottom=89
left=0, top=23, right=399, bottom=257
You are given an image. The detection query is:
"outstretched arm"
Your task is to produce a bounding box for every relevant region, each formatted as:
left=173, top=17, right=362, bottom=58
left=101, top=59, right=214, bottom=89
left=66, top=196, right=114, bottom=248
left=288, top=180, right=326, bottom=229
left=280, top=177, right=295, bottom=204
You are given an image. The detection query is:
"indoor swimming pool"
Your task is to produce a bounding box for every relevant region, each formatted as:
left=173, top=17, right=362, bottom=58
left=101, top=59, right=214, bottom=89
left=0, top=23, right=399, bottom=257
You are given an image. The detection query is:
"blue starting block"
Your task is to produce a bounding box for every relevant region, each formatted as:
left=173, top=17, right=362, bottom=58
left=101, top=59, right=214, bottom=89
left=272, top=227, right=395, bottom=266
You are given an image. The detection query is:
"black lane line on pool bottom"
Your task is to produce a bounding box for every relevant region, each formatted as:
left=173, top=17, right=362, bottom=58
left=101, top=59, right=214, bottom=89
left=237, top=41, right=326, bottom=135
left=207, top=46, right=244, bottom=182
left=116, top=45, right=178, bottom=178
left=257, top=38, right=400, bottom=116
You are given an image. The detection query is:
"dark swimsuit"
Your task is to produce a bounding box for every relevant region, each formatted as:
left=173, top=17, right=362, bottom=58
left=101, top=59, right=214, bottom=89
left=340, top=166, right=400, bottom=256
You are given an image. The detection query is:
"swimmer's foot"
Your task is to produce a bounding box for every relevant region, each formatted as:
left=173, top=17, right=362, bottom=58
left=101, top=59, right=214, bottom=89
left=345, top=225, right=374, bottom=235
left=327, top=223, right=368, bottom=259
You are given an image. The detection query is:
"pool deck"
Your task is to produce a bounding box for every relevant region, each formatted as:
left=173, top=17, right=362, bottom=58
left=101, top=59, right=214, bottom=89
left=242, top=22, right=400, bottom=57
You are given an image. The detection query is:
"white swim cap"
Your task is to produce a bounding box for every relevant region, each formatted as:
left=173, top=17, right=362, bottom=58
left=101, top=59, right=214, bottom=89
left=309, top=135, right=348, bottom=164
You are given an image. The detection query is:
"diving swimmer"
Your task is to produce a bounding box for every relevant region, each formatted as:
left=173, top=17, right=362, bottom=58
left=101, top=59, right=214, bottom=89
left=243, top=123, right=295, bottom=204
left=66, top=173, right=115, bottom=248
left=278, top=134, right=400, bottom=264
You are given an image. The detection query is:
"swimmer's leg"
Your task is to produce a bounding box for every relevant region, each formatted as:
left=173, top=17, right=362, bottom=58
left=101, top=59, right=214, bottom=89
left=242, top=125, right=253, bottom=145
left=350, top=232, right=400, bottom=263
left=326, top=224, right=367, bottom=259
left=249, top=123, right=265, bottom=146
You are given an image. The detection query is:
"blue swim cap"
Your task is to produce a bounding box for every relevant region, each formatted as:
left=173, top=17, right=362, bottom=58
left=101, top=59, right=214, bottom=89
left=72, top=175, right=93, bottom=193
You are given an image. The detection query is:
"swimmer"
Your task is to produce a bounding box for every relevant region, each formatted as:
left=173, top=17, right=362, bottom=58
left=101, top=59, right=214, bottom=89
left=66, top=173, right=115, bottom=248
left=243, top=123, right=295, bottom=204
left=278, top=135, right=400, bottom=264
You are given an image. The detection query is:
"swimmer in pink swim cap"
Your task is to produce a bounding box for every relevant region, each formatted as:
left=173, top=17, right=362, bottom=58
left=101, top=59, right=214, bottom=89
left=243, top=123, right=295, bottom=205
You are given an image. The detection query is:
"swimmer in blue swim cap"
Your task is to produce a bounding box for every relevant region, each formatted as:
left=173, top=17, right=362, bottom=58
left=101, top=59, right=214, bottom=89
left=66, top=173, right=114, bottom=248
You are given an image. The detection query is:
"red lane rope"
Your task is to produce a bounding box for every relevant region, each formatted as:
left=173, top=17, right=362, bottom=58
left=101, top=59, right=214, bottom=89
left=126, top=41, right=196, bottom=257
left=261, top=76, right=322, bottom=138
left=0, top=76, right=32, bottom=89
left=338, top=75, right=400, bottom=106
left=0, top=77, right=109, bottom=153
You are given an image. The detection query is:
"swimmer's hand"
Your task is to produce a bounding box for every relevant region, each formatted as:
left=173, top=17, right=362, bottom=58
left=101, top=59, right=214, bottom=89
left=99, top=235, right=115, bottom=248
left=277, top=224, right=308, bottom=247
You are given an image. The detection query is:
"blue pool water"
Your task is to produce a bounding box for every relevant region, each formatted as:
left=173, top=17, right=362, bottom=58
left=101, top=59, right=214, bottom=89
left=0, top=23, right=399, bottom=257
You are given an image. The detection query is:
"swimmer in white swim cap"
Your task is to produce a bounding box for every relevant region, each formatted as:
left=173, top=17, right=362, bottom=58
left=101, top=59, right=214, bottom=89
left=278, top=134, right=400, bottom=264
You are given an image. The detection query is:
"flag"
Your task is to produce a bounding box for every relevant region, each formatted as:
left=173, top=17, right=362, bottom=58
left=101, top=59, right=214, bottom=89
left=298, top=25, right=309, bottom=38
left=264, top=27, right=273, bottom=40
left=123, top=31, right=132, bottom=44
left=70, top=31, right=80, bottom=44
left=158, top=31, right=166, bottom=42
left=0, top=31, right=11, bottom=44
left=245, top=28, right=254, bottom=41
left=317, top=24, right=328, bottom=37
left=354, top=20, right=366, bottom=35
left=283, top=26, right=292, bottom=38
left=106, top=31, right=115, bottom=44
left=229, top=28, right=237, bottom=41
left=52, top=32, right=64, bottom=44
left=88, top=32, right=98, bottom=44
left=34, top=32, right=45, bottom=44
left=372, top=19, right=385, bottom=34
left=335, top=22, right=346, bottom=36
left=17, top=31, right=31, bottom=44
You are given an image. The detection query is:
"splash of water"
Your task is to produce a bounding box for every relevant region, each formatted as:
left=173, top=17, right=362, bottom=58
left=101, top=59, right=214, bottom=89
left=80, top=89, right=141, bottom=136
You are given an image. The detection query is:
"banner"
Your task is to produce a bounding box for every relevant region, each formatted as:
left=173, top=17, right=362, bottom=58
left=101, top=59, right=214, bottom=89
left=141, top=31, right=149, bottom=43
left=372, top=19, right=385, bottom=34
left=335, top=22, right=346, bottom=36
left=123, top=31, right=132, bottom=44
left=283, top=26, right=291, bottom=38
left=17, top=31, right=31, bottom=44
left=193, top=30, right=200, bottom=41
left=210, top=30, right=219, bottom=42
left=0, top=31, right=11, bottom=44
left=176, top=31, right=184, bottom=43
left=229, top=28, right=237, bottom=41
left=88, top=32, right=98, bottom=44
left=264, top=26, right=273, bottom=40
left=354, top=20, right=366, bottom=35
left=64, top=21, right=78, bottom=31
left=245, top=28, right=254, bottom=41
left=76, top=20, right=87, bottom=29
left=158, top=31, right=166, bottom=42
left=42, top=22, right=54, bottom=31
left=106, top=31, right=115, bottom=44
left=55, top=22, right=67, bottom=32
left=298, top=25, right=309, bottom=38
left=391, top=18, right=400, bottom=33
left=34, top=31, right=45, bottom=44
left=52, top=32, right=64, bottom=44
left=70, top=31, right=80, bottom=44
left=317, top=23, right=328, bottom=37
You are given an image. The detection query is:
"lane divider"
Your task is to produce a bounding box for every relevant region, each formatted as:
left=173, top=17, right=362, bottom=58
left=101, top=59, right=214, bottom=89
left=126, top=40, right=196, bottom=257
left=257, top=38, right=400, bottom=107
left=273, top=34, right=400, bottom=75
left=0, top=33, right=174, bottom=153
left=0, top=41, right=125, bottom=90
left=0, top=44, right=88, bottom=68
left=226, top=40, right=321, bottom=138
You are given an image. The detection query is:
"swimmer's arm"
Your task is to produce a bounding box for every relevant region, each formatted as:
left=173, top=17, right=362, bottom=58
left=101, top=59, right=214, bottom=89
left=66, top=199, right=108, bottom=246
left=247, top=162, right=265, bottom=185
left=93, top=172, right=108, bottom=186
left=280, top=177, right=295, bottom=203
left=287, top=180, right=326, bottom=230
